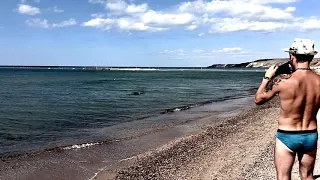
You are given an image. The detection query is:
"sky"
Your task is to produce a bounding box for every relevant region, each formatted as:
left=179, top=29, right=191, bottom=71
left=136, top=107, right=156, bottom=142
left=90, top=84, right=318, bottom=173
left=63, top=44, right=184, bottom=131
left=1, top=0, right=320, bottom=67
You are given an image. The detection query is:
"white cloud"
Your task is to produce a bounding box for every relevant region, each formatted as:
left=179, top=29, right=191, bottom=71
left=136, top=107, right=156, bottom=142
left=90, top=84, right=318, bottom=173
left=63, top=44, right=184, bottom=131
left=192, top=49, right=205, bottom=53
left=82, top=17, right=167, bottom=32
left=117, top=18, right=148, bottom=31
left=52, top=19, right=77, bottom=28
left=83, top=4, right=194, bottom=32
left=48, top=6, right=64, bottom=13
left=207, top=17, right=320, bottom=33
left=126, top=3, right=148, bottom=14
left=17, top=4, right=40, bottom=16
left=162, top=49, right=185, bottom=55
left=141, top=11, right=194, bottom=26
left=88, top=0, right=105, bottom=4
left=210, top=18, right=287, bottom=33
left=163, top=48, right=245, bottom=54
left=186, top=25, right=198, bottom=30
left=116, top=18, right=166, bottom=31
left=85, top=0, right=193, bottom=32
left=26, top=19, right=49, bottom=28
left=160, top=48, right=266, bottom=60
left=285, top=6, right=296, bottom=12
left=20, top=0, right=40, bottom=3
left=106, top=0, right=127, bottom=13
left=82, top=18, right=115, bottom=30
left=249, top=0, right=298, bottom=4
left=212, top=47, right=244, bottom=53
left=26, top=18, right=77, bottom=28
left=178, top=0, right=293, bottom=21
left=105, top=0, right=148, bottom=15
left=91, top=13, right=105, bottom=18
left=294, top=17, right=320, bottom=31
left=84, top=0, right=320, bottom=34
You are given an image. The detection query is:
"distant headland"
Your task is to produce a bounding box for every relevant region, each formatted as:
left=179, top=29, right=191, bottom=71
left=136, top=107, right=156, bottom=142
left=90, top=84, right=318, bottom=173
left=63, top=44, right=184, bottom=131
left=207, top=58, right=320, bottom=68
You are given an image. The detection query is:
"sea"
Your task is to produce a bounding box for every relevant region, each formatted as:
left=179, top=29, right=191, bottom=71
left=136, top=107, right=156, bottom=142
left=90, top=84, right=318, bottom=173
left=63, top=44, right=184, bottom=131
left=0, top=67, right=265, bottom=157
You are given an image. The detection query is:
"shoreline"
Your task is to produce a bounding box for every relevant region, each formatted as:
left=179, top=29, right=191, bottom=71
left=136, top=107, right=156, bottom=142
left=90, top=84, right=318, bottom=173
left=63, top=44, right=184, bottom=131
left=0, top=84, right=257, bottom=157
left=0, top=96, right=255, bottom=180
left=111, top=97, right=281, bottom=180
left=0, top=95, right=254, bottom=158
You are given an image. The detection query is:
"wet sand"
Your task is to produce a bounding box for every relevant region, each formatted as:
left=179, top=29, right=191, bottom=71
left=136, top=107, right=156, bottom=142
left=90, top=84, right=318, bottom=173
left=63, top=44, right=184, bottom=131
left=100, top=97, right=320, bottom=180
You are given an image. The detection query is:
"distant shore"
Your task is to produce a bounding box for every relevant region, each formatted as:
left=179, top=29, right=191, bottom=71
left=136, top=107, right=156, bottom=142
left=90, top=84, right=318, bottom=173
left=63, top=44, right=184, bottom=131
left=0, top=65, right=265, bottom=72
left=2, top=57, right=320, bottom=70
left=0, top=66, right=203, bottom=70
left=208, top=58, right=320, bottom=69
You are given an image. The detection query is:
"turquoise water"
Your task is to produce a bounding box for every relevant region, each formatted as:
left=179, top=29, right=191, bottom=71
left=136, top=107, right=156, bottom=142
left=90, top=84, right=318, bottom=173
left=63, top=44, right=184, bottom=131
left=0, top=68, right=264, bottom=156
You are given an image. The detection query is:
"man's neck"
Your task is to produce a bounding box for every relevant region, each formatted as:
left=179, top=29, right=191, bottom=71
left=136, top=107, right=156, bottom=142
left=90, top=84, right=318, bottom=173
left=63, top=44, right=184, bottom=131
left=295, top=62, right=310, bottom=70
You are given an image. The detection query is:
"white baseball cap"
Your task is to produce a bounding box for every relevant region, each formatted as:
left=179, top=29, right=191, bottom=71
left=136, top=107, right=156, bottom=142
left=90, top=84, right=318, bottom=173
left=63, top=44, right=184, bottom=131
left=284, top=38, right=318, bottom=55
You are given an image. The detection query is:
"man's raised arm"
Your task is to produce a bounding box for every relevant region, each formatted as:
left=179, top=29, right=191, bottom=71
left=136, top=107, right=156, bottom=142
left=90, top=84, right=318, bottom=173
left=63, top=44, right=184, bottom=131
left=255, top=65, right=280, bottom=105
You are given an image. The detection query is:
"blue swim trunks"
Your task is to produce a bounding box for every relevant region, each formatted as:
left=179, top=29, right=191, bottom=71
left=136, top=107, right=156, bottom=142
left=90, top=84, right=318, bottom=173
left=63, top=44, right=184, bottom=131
left=276, top=129, right=318, bottom=153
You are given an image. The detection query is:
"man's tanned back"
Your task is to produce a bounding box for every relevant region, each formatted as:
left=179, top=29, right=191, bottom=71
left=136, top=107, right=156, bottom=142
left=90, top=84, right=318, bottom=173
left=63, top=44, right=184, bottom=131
left=278, top=70, right=320, bottom=130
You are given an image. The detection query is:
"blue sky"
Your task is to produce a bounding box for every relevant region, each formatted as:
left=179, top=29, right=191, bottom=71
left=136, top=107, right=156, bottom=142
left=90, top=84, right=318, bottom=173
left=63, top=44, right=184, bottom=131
left=1, top=0, right=320, bottom=67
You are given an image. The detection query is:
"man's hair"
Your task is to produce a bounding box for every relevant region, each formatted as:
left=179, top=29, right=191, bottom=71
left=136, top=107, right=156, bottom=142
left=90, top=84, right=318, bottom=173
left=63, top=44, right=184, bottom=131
left=291, top=54, right=314, bottom=63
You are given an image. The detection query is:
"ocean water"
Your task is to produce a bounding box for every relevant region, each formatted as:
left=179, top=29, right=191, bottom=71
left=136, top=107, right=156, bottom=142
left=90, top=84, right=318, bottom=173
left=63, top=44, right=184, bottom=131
left=0, top=68, right=265, bottom=156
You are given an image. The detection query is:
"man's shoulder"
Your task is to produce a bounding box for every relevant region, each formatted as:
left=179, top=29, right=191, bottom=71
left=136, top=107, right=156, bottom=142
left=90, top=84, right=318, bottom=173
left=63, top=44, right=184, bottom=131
left=312, top=69, right=320, bottom=76
left=312, top=71, right=320, bottom=80
left=311, top=71, right=320, bottom=84
left=265, top=74, right=293, bottom=92
left=272, top=74, right=293, bottom=87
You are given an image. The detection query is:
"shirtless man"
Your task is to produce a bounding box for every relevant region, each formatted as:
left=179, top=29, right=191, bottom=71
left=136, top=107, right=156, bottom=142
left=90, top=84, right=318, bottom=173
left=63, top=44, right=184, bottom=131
left=255, top=38, right=320, bottom=180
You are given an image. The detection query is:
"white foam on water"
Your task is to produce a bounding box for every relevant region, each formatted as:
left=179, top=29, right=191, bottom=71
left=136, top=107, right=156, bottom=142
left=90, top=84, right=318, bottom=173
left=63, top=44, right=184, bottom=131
left=88, top=167, right=107, bottom=180
left=119, top=155, right=137, bottom=162
left=63, top=142, right=101, bottom=150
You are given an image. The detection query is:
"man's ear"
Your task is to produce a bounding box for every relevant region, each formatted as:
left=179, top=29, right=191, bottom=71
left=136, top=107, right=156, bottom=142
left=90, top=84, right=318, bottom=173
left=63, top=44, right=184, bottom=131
left=290, top=54, right=296, bottom=63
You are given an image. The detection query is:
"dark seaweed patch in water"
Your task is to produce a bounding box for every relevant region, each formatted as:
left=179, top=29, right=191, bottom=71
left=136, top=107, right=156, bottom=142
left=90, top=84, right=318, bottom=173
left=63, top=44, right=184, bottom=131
left=161, top=95, right=244, bottom=114
left=130, top=91, right=145, bottom=96
left=1, top=133, right=29, bottom=141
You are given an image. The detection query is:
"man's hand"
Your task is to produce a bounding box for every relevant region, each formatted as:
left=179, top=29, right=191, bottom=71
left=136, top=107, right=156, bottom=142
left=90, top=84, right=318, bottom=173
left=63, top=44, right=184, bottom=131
left=265, top=65, right=279, bottom=79
left=255, top=65, right=281, bottom=105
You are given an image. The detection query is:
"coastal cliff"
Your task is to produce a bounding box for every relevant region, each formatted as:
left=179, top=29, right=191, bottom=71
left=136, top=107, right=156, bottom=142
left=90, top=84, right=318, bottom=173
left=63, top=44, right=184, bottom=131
left=246, top=58, right=320, bottom=68
left=207, top=58, right=320, bottom=69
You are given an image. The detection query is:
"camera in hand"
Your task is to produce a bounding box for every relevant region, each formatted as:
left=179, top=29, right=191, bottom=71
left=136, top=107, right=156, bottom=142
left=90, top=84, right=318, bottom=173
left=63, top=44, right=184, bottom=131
left=266, top=61, right=293, bottom=91
left=274, top=61, right=293, bottom=77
